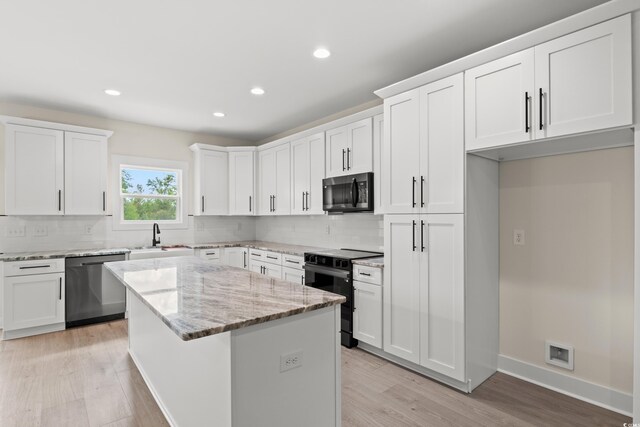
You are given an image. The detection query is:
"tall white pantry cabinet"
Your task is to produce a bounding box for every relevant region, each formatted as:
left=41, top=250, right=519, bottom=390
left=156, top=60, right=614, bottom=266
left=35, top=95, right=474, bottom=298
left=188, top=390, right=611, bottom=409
left=381, top=72, right=498, bottom=390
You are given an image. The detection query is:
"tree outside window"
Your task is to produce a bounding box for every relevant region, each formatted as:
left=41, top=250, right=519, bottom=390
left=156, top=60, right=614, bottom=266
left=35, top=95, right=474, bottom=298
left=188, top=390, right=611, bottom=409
left=120, top=166, right=181, bottom=222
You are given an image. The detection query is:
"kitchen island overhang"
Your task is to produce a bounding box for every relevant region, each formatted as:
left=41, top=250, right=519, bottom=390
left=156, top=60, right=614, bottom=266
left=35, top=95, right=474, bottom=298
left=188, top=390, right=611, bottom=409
left=105, top=256, right=345, bottom=427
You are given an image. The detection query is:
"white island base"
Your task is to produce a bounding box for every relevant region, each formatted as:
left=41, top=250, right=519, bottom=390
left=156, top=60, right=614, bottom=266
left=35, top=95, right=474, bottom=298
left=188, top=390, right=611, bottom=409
left=127, top=291, right=341, bottom=427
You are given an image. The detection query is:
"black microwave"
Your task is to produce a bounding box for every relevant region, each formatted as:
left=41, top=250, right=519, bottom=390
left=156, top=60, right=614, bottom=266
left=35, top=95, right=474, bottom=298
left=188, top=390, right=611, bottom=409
left=322, top=172, right=374, bottom=213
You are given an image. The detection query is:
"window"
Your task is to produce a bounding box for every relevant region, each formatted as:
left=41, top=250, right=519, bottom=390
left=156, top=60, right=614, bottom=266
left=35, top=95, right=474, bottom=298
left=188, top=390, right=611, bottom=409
left=120, top=166, right=181, bottom=222
left=112, top=155, right=188, bottom=230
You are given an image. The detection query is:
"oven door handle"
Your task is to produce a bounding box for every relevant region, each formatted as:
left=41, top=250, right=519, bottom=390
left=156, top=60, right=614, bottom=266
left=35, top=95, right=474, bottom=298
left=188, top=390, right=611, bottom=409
left=304, top=263, right=351, bottom=280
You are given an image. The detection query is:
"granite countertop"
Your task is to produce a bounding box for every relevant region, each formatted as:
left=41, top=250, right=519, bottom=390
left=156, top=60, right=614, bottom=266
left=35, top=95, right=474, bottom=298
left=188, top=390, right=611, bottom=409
left=186, top=241, right=325, bottom=257
left=352, top=256, right=385, bottom=268
left=0, top=247, right=131, bottom=262
left=104, top=256, right=345, bottom=341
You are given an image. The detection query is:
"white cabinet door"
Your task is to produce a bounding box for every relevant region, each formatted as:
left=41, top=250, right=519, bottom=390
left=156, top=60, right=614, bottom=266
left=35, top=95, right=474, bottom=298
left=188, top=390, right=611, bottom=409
left=229, top=151, right=255, bottom=215
left=353, top=281, right=382, bottom=348
left=195, top=149, right=228, bottom=216
left=274, top=144, right=291, bottom=215
left=325, top=125, right=349, bottom=177
left=282, top=266, right=305, bottom=286
left=347, top=117, right=373, bottom=174
left=291, top=137, right=309, bottom=215
left=225, top=247, right=248, bottom=269
left=383, top=215, right=420, bottom=364
left=419, top=74, right=464, bottom=214
left=372, top=114, right=384, bottom=215
left=258, top=149, right=276, bottom=215
left=64, top=132, right=107, bottom=215
left=307, top=133, right=325, bottom=214
left=382, top=89, right=421, bottom=214
left=291, top=133, right=325, bottom=215
left=5, top=124, right=64, bottom=215
left=465, top=49, right=535, bottom=151
left=535, top=15, right=632, bottom=139
left=419, top=214, right=465, bottom=381
left=3, top=273, right=65, bottom=331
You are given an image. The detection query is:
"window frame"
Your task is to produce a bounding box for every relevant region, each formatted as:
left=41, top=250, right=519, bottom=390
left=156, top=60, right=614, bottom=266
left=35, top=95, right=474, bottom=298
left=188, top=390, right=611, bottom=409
left=111, top=155, right=189, bottom=230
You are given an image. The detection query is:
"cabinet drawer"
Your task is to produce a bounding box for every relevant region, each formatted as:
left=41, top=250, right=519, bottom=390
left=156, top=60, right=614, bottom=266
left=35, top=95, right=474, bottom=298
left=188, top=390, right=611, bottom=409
left=5, top=258, right=65, bottom=277
left=282, top=254, right=304, bottom=270
left=282, top=266, right=305, bottom=286
left=353, top=264, right=382, bottom=285
left=249, top=249, right=281, bottom=265
left=250, top=260, right=282, bottom=279
left=198, top=248, right=221, bottom=260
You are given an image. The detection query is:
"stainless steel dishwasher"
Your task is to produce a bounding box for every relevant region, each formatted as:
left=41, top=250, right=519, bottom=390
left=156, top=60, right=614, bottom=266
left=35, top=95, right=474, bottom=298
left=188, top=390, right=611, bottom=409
left=65, top=254, right=127, bottom=328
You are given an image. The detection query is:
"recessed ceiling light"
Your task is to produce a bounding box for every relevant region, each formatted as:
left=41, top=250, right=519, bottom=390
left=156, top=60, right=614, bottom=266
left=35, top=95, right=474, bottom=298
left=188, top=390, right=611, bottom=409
left=250, top=87, right=265, bottom=96
left=313, top=48, right=331, bottom=59
left=213, top=112, right=225, bottom=118
left=104, top=89, right=121, bottom=96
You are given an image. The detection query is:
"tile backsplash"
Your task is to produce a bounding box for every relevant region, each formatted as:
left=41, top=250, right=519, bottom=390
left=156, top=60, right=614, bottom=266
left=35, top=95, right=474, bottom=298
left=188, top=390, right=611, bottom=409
left=255, top=213, right=384, bottom=252
left=0, top=213, right=383, bottom=254
left=0, top=215, right=255, bottom=253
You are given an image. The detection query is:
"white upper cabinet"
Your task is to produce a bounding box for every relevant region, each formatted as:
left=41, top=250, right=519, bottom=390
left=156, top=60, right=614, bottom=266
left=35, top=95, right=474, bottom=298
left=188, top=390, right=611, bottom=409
left=291, top=132, right=325, bottom=215
left=465, top=15, right=631, bottom=151
left=534, top=14, right=632, bottom=139
left=64, top=132, right=108, bottom=215
left=5, top=124, right=64, bottom=215
left=383, top=73, right=464, bottom=215
left=383, top=89, right=420, bottom=214
left=465, top=49, right=535, bottom=151
left=228, top=149, right=255, bottom=215
left=419, top=74, right=464, bottom=214
left=325, top=118, right=373, bottom=177
left=258, top=143, right=291, bottom=216
left=191, top=145, right=228, bottom=216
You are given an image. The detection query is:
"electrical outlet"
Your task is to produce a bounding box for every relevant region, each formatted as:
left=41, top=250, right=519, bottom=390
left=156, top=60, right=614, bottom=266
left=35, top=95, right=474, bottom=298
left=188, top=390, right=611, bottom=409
left=84, top=225, right=93, bottom=235
left=32, top=225, right=48, bottom=236
left=280, top=350, right=303, bottom=372
left=513, top=229, right=525, bottom=246
left=6, top=226, right=25, bottom=237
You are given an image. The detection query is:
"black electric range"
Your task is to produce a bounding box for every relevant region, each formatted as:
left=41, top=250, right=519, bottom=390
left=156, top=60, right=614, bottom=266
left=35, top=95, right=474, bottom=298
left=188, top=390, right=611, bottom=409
left=304, top=248, right=382, bottom=348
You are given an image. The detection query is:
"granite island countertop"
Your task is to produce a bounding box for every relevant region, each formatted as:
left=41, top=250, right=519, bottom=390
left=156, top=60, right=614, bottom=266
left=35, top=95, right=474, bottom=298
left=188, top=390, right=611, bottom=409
left=0, top=247, right=131, bottom=262
left=104, top=256, right=345, bottom=341
left=352, top=256, right=384, bottom=268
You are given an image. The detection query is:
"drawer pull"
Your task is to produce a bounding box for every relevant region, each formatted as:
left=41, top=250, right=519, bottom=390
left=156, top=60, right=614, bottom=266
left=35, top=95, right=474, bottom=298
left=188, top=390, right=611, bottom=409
left=285, top=259, right=300, bottom=264
left=252, top=253, right=262, bottom=257
left=267, top=255, right=278, bottom=260
left=19, top=265, right=51, bottom=269
left=359, top=272, right=371, bottom=276
left=205, top=252, right=217, bottom=256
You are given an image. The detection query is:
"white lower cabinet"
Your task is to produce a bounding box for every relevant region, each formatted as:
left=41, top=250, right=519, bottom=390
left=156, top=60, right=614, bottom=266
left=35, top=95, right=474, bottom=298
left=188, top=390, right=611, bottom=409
left=383, top=214, right=465, bottom=381
left=224, top=247, right=248, bottom=269
left=249, top=261, right=282, bottom=279
left=353, top=279, right=382, bottom=349
left=3, top=259, right=66, bottom=339
left=282, top=266, right=305, bottom=286
left=196, top=248, right=223, bottom=264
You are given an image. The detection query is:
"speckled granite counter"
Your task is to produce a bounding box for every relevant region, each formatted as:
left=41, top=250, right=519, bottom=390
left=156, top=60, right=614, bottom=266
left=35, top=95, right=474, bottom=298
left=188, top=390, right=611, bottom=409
left=186, top=240, right=325, bottom=256
left=352, top=256, right=384, bottom=268
left=0, top=247, right=131, bottom=262
left=104, top=256, right=345, bottom=341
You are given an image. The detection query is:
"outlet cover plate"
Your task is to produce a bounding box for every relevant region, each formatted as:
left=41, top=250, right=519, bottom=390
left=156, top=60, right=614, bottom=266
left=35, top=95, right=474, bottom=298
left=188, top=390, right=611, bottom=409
left=513, top=229, right=525, bottom=246
left=6, top=226, right=25, bottom=238
left=280, top=350, right=303, bottom=373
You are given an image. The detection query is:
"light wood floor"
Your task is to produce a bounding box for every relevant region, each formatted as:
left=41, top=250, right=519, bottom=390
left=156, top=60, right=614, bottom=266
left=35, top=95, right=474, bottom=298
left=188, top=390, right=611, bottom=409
left=0, top=321, right=631, bottom=426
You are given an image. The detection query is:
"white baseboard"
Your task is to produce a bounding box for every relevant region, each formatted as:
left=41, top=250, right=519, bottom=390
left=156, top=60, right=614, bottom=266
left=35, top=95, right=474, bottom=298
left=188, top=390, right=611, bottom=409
left=498, top=354, right=632, bottom=417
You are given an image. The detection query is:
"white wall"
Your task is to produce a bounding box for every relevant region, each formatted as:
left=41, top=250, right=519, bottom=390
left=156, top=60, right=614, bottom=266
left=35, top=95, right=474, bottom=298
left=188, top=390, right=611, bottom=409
left=255, top=214, right=383, bottom=252
left=499, top=146, right=634, bottom=394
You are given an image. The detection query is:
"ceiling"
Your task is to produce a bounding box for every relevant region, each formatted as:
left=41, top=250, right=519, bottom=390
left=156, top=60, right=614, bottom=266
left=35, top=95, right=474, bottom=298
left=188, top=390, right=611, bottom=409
left=0, top=0, right=609, bottom=142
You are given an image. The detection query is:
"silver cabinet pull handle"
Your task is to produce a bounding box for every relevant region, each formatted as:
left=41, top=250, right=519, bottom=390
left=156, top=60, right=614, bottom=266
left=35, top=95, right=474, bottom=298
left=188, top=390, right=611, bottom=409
left=249, top=196, right=252, bottom=212
left=347, top=147, right=351, bottom=170
left=202, top=196, right=205, bottom=213
left=20, top=265, right=51, bottom=269
left=524, top=91, right=530, bottom=133
left=539, top=88, right=544, bottom=130
left=412, top=177, right=416, bottom=208
left=412, top=220, right=417, bottom=252
left=103, top=191, right=106, bottom=212
left=58, top=190, right=62, bottom=211
left=420, top=176, right=425, bottom=208
left=421, top=220, right=425, bottom=252
left=243, top=252, right=247, bottom=268
left=59, top=277, right=62, bottom=300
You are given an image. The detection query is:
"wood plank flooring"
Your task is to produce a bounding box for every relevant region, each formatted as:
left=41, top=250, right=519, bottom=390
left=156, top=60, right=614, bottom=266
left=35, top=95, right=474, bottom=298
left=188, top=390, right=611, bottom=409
left=0, top=320, right=631, bottom=426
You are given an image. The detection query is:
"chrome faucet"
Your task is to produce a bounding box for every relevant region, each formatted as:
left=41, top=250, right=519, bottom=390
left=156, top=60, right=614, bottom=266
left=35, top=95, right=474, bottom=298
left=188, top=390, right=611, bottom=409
left=152, top=223, right=161, bottom=247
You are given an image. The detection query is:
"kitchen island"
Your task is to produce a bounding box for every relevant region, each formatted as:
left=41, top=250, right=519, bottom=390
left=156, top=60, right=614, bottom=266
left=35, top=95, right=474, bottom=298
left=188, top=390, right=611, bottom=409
left=104, top=256, right=345, bottom=427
